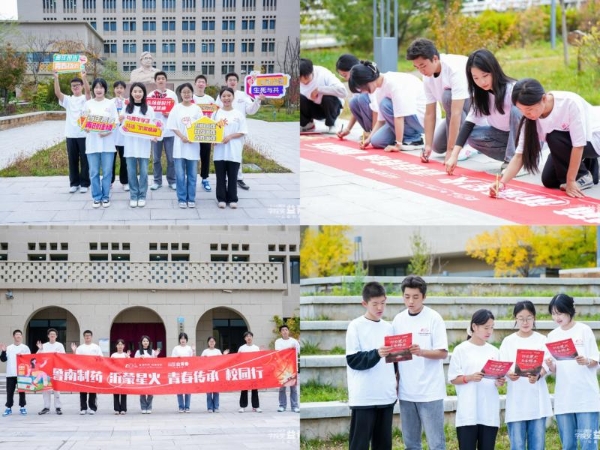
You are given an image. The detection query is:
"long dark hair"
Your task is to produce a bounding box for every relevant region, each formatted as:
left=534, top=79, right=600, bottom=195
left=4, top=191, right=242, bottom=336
left=348, top=60, right=380, bottom=94
left=467, top=49, right=515, bottom=116
left=512, top=78, right=545, bottom=174
left=468, top=309, right=494, bottom=340
left=126, top=82, right=148, bottom=115
left=139, top=335, right=153, bottom=355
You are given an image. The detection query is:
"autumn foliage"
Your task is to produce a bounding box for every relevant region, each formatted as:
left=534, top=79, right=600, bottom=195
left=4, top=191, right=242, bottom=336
left=300, top=226, right=354, bottom=278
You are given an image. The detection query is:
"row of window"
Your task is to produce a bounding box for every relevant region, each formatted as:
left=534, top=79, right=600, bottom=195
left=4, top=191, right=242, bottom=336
left=121, top=61, right=275, bottom=74
left=47, top=0, right=275, bottom=12
left=109, top=40, right=275, bottom=55
left=5, top=242, right=296, bottom=252
left=100, top=17, right=275, bottom=32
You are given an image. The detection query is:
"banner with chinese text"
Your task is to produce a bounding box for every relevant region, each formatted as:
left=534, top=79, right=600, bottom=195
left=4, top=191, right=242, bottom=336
left=53, top=54, right=87, bottom=74
left=17, top=348, right=296, bottom=394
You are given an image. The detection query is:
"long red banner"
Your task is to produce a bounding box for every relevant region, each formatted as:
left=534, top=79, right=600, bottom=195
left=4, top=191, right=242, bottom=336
left=17, top=349, right=297, bottom=395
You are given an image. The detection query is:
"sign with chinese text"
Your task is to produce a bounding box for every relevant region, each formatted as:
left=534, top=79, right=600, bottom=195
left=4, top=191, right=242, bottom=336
left=196, top=103, right=219, bottom=117
left=78, top=114, right=116, bottom=133
left=147, top=97, right=175, bottom=113
left=53, top=54, right=87, bottom=74
left=17, top=348, right=296, bottom=394
left=515, top=349, right=544, bottom=377
left=481, top=360, right=512, bottom=379
left=186, top=116, right=224, bottom=143
left=546, top=339, right=579, bottom=360
left=384, top=333, right=412, bottom=363
left=120, top=114, right=164, bottom=140
left=245, top=73, right=290, bottom=99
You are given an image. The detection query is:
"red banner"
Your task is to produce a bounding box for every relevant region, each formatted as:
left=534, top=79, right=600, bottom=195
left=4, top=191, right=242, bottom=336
left=147, top=97, right=175, bottom=113
left=17, top=349, right=296, bottom=394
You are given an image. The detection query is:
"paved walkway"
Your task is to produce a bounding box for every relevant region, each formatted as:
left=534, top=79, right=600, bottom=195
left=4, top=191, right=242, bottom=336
left=0, top=119, right=299, bottom=225
left=0, top=390, right=299, bottom=450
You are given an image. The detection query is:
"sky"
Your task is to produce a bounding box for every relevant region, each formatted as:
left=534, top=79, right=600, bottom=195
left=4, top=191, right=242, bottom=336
left=0, top=0, right=18, bottom=20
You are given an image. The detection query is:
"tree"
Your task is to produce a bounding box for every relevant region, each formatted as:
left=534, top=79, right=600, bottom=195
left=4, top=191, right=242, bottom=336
left=20, top=33, right=55, bottom=85
left=0, top=42, right=26, bottom=113
left=466, top=226, right=596, bottom=277
left=277, top=36, right=300, bottom=115
left=300, top=226, right=354, bottom=278
left=407, top=230, right=434, bottom=276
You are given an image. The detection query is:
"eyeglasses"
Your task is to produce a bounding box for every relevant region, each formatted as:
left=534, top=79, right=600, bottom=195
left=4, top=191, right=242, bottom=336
left=516, top=316, right=535, bottom=323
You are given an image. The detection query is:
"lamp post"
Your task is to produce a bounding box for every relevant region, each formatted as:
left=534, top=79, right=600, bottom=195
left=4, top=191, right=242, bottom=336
left=373, top=0, right=398, bottom=73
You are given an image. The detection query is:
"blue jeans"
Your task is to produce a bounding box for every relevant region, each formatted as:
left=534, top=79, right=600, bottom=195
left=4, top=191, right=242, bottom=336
left=432, top=89, right=471, bottom=154
left=278, top=385, right=298, bottom=410
left=556, top=412, right=599, bottom=450
left=507, top=418, right=546, bottom=450
left=139, top=395, right=153, bottom=411
left=126, top=157, right=149, bottom=200
left=370, top=97, right=424, bottom=149
left=152, top=136, right=175, bottom=185
left=176, top=394, right=190, bottom=410
left=206, top=393, right=219, bottom=411
left=399, top=399, right=446, bottom=450
left=174, top=158, right=197, bottom=203
left=87, top=152, right=114, bottom=202
left=349, top=93, right=373, bottom=132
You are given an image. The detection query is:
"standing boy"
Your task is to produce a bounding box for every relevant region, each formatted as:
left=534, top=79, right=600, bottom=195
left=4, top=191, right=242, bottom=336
left=37, top=328, right=66, bottom=415
left=71, top=330, right=103, bottom=415
left=55, top=71, right=91, bottom=193
left=193, top=74, right=216, bottom=192
left=392, top=275, right=448, bottom=450
left=406, top=38, right=471, bottom=162
left=238, top=331, right=262, bottom=413
left=274, top=324, right=300, bottom=413
left=0, top=330, right=31, bottom=416
left=149, top=71, right=178, bottom=191
left=346, top=282, right=397, bottom=450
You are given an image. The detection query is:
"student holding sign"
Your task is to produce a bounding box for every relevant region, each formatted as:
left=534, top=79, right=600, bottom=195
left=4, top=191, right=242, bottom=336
left=82, top=78, right=118, bottom=208
left=546, top=294, right=600, bottom=450
left=111, top=81, right=129, bottom=192
left=193, top=74, right=217, bottom=193
left=499, top=301, right=552, bottom=450
left=167, top=83, right=202, bottom=208
left=212, top=87, right=248, bottom=209
left=448, top=309, right=505, bottom=450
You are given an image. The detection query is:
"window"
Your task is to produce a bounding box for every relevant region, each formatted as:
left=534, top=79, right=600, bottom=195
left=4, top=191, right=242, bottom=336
left=162, top=0, right=175, bottom=8
left=262, top=16, right=275, bottom=30
left=201, top=63, right=215, bottom=75
left=90, top=20, right=96, bottom=29
left=103, top=20, right=117, bottom=31
left=262, top=0, right=276, bottom=9
left=201, top=18, right=215, bottom=30
left=221, top=62, right=235, bottom=75
left=182, top=19, right=196, bottom=30
left=241, top=41, right=254, bottom=53
left=123, top=20, right=136, bottom=31
left=201, top=40, right=215, bottom=54
left=123, top=42, right=137, bottom=53
left=143, top=20, right=156, bottom=31
left=222, top=18, right=235, bottom=30
left=122, top=0, right=135, bottom=9
left=162, top=42, right=176, bottom=53
left=182, top=42, right=196, bottom=54
left=83, top=0, right=96, bottom=11
left=162, top=19, right=175, bottom=31
left=123, top=61, right=136, bottom=71
left=261, top=60, right=274, bottom=73
left=290, top=256, right=300, bottom=284
left=182, top=0, right=195, bottom=9
left=241, top=18, right=255, bottom=30
left=43, top=0, right=57, bottom=13
left=201, top=0, right=215, bottom=7
left=240, top=62, right=253, bottom=74
left=222, top=0, right=235, bottom=8
left=182, top=62, right=196, bottom=71
left=221, top=41, right=235, bottom=54
left=162, top=62, right=176, bottom=71
left=104, top=42, right=117, bottom=54
left=142, top=0, right=155, bottom=8
left=102, top=0, right=116, bottom=9
left=261, top=39, right=275, bottom=53
left=143, top=42, right=156, bottom=53
left=63, top=0, right=77, bottom=12
left=242, top=0, right=255, bottom=8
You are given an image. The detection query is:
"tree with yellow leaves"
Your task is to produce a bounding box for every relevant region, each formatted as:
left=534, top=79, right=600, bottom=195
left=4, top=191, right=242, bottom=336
left=300, top=226, right=354, bottom=278
left=466, top=226, right=596, bottom=277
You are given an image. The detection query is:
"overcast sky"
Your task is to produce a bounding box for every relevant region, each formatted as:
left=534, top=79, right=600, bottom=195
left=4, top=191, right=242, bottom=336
left=0, top=0, right=18, bottom=20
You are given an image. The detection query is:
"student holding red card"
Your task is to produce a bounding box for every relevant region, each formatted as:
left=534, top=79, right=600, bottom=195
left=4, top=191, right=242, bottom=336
left=448, top=309, right=505, bottom=450
left=499, top=301, right=552, bottom=450
left=546, top=294, right=599, bottom=450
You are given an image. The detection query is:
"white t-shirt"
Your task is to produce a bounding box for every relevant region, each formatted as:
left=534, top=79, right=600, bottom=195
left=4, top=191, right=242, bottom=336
left=299, top=65, right=346, bottom=106
left=3, top=343, right=31, bottom=377
left=193, top=93, right=216, bottom=105
left=212, top=108, right=248, bottom=163
left=201, top=348, right=222, bottom=357
left=59, top=94, right=87, bottom=138
left=148, top=89, right=177, bottom=138
left=238, top=344, right=260, bottom=353
left=423, top=54, right=469, bottom=105
left=167, top=103, right=202, bottom=160
left=275, top=337, right=300, bottom=354
left=466, top=82, right=515, bottom=132
left=171, top=345, right=194, bottom=357
left=83, top=98, right=118, bottom=153
left=216, top=90, right=261, bottom=117
left=346, top=315, right=397, bottom=408
left=498, top=332, right=553, bottom=423
left=515, top=91, right=600, bottom=155
left=547, top=322, right=600, bottom=414
left=113, top=97, right=126, bottom=146
left=134, top=349, right=156, bottom=358
left=39, top=341, right=66, bottom=354
left=447, top=340, right=501, bottom=427
left=75, top=343, right=103, bottom=356
left=392, top=306, right=448, bottom=402
left=122, top=104, right=156, bottom=159
left=111, top=352, right=128, bottom=358
left=371, top=72, right=427, bottom=127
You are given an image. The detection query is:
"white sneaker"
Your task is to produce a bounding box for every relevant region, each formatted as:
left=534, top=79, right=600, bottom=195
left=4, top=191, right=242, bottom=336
left=79, top=187, right=88, bottom=194
left=129, top=200, right=137, bottom=208
left=138, top=199, right=146, bottom=207
left=238, top=408, right=245, bottom=413
left=229, top=202, right=237, bottom=209
left=69, top=186, right=79, bottom=193
left=169, top=183, right=177, bottom=190
left=253, top=408, right=262, bottom=413
left=88, top=410, right=96, bottom=415
left=300, top=122, right=315, bottom=132
left=277, top=406, right=285, bottom=412
left=142, top=410, right=147, bottom=414
left=178, top=202, right=187, bottom=209
left=218, top=202, right=226, bottom=209
left=80, top=410, right=86, bottom=415
left=123, top=184, right=130, bottom=191
left=150, top=183, right=161, bottom=190
left=560, top=171, right=594, bottom=191
left=293, top=407, right=300, bottom=413
left=457, top=148, right=478, bottom=161
left=187, top=201, right=195, bottom=208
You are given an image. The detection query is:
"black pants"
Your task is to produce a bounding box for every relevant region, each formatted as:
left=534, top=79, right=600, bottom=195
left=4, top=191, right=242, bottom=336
left=80, top=392, right=97, bottom=411
left=199, top=143, right=212, bottom=180
left=300, top=94, right=342, bottom=127
left=66, top=137, right=90, bottom=188
left=214, top=160, right=240, bottom=203
left=111, top=145, right=128, bottom=184
left=5, top=377, right=26, bottom=408
left=456, top=425, right=498, bottom=450
left=239, top=390, right=259, bottom=408
left=349, top=405, right=394, bottom=450
left=113, top=394, right=127, bottom=413
left=541, top=130, right=599, bottom=188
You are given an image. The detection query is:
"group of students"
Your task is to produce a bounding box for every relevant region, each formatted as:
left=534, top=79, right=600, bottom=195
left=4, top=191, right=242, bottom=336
left=301, top=37, right=600, bottom=199
left=348, top=275, right=600, bottom=450
left=56, top=71, right=264, bottom=210
left=0, top=325, right=299, bottom=416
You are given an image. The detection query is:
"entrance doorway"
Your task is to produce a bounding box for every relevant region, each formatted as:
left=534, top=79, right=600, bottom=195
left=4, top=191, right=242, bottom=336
left=110, top=307, right=166, bottom=357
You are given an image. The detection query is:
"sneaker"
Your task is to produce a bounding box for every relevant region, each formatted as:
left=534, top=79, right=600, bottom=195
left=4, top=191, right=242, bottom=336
left=237, top=180, right=250, bottom=190
left=142, top=410, right=147, bottom=414
left=38, top=408, right=50, bottom=415
left=187, top=201, right=195, bottom=208
left=253, top=408, right=262, bottom=413
left=69, top=186, right=79, bottom=193
left=138, top=199, right=146, bottom=207
left=123, top=184, right=130, bottom=191
left=238, top=408, right=245, bottom=413
left=79, top=187, right=88, bottom=194
left=218, top=202, right=226, bottom=209
left=326, top=126, right=336, bottom=134
left=102, top=200, right=110, bottom=208
left=114, top=411, right=120, bottom=415
left=178, top=202, right=187, bottom=209
left=88, top=410, right=96, bottom=415
left=179, top=409, right=184, bottom=413
left=56, top=408, right=62, bottom=415
left=147, top=410, right=152, bottom=414
left=560, top=171, right=594, bottom=191
left=2, top=408, right=11, bottom=417
left=293, top=407, right=300, bottom=413
left=129, top=200, right=137, bottom=208
left=208, top=410, right=213, bottom=413
left=277, top=406, right=285, bottom=412
left=150, top=183, right=162, bottom=190
left=214, top=409, right=219, bottom=413
left=19, top=408, right=26, bottom=416
left=169, top=183, right=177, bottom=190
left=120, top=411, right=126, bottom=415
left=300, top=122, right=315, bottom=132
left=400, top=138, right=425, bottom=151
left=185, top=408, right=190, bottom=413
left=229, top=202, right=238, bottom=209
left=80, top=410, right=86, bottom=415
left=457, top=147, right=478, bottom=161
left=202, top=180, right=211, bottom=192
left=92, top=201, right=101, bottom=209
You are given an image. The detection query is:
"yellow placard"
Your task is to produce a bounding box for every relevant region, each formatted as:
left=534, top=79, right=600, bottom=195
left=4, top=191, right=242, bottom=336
left=186, top=116, right=224, bottom=143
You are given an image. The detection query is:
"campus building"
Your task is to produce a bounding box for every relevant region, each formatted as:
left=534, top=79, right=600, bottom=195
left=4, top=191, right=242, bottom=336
left=16, top=0, right=299, bottom=85
left=0, top=225, right=299, bottom=366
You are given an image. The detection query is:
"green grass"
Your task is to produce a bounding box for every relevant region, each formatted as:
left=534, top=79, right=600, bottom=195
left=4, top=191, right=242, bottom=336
left=0, top=139, right=290, bottom=177
left=300, top=380, right=348, bottom=403
left=300, top=341, right=323, bottom=355
left=251, top=104, right=299, bottom=122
